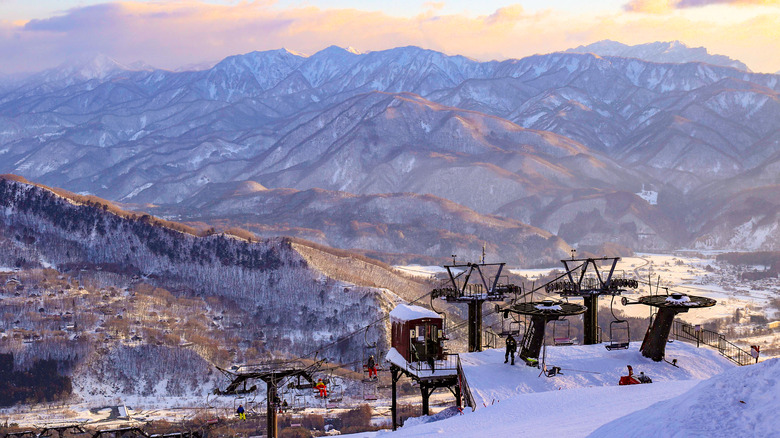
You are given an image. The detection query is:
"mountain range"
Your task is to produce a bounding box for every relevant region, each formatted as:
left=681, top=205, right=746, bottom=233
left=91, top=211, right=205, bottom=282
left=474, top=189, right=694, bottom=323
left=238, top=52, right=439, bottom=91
left=564, top=40, right=750, bottom=71
left=0, top=42, right=778, bottom=262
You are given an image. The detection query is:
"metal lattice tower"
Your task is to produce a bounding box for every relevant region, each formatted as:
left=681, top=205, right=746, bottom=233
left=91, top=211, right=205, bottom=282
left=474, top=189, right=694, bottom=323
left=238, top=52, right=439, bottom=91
left=546, top=257, right=638, bottom=345
left=431, top=262, right=520, bottom=352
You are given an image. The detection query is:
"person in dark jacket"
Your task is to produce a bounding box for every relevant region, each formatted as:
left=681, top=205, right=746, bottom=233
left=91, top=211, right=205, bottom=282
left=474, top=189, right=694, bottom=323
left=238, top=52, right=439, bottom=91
left=236, top=404, right=246, bottom=420
left=367, top=355, right=377, bottom=380
left=505, top=334, right=517, bottom=365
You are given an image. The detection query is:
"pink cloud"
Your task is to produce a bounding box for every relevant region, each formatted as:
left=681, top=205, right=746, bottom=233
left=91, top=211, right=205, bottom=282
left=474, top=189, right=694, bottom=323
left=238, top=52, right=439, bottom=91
left=625, top=0, right=780, bottom=13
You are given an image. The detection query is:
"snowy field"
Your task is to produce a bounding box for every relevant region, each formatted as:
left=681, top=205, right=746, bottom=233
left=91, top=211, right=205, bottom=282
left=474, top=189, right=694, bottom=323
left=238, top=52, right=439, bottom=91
left=343, top=342, right=779, bottom=438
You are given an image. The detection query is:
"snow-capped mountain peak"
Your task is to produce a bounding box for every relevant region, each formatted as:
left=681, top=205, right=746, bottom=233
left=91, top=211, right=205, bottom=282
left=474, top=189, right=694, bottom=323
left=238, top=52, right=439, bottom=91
left=565, top=39, right=750, bottom=71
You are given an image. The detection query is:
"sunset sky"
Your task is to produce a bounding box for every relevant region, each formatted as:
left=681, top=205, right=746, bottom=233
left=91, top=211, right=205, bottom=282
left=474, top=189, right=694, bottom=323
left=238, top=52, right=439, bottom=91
left=0, top=0, right=778, bottom=74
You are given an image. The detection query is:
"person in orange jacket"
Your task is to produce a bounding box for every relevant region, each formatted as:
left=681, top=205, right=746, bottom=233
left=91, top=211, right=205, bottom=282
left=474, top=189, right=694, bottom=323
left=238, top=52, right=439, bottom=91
left=315, top=378, right=328, bottom=398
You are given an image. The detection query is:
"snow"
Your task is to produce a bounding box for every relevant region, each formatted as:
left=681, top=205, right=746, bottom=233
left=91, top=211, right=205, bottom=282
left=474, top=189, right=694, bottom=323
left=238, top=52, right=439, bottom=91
left=636, top=188, right=658, bottom=205
left=665, top=294, right=692, bottom=305
left=121, top=182, right=152, bottom=200
left=345, top=342, right=744, bottom=438
left=591, top=358, right=780, bottom=437
left=459, top=342, right=733, bottom=407
left=534, top=302, right=562, bottom=311
left=389, top=304, right=440, bottom=322
left=394, top=265, right=455, bottom=279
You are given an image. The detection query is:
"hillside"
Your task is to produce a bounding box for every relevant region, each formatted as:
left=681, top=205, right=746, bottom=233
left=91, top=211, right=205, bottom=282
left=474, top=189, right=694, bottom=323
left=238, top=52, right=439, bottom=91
left=0, top=175, right=436, bottom=403
left=1, top=46, right=778, bottom=254
left=154, top=183, right=573, bottom=266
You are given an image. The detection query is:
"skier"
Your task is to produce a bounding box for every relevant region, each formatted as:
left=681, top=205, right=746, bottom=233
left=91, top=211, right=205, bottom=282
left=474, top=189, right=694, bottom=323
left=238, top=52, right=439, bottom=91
left=315, top=378, right=328, bottom=398
left=505, top=334, right=517, bottom=365
left=366, top=355, right=377, bottom=380
left=236, top=404, right=246, bottom=420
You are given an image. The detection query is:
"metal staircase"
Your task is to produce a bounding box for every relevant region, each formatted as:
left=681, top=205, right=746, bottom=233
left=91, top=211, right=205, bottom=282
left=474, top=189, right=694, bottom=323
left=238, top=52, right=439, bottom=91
left=670, top=320, right=757, bottom=366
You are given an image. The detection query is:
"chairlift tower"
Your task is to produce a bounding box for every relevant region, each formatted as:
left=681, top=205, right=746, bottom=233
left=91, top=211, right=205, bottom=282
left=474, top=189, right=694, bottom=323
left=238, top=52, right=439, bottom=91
left=637, top=293, right=716, bottom=361
left=548, top=256, right=638, bottom=345
left=506, top=300, right=587, bottom=363
left=215, top=360, right=323, bottom=438
left=431, top=262, right=520, bottom=352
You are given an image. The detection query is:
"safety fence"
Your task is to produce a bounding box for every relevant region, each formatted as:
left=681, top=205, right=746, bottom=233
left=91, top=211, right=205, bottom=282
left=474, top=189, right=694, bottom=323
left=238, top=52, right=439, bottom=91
left=670, top=320, right=757, bottom=366
left=407, top=352, right=460, bottom=374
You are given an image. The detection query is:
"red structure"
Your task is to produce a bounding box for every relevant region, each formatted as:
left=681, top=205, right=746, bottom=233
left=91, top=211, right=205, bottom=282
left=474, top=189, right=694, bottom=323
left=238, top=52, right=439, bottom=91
left=390, top=304, right=444, bottom=364
left=388, top=304, right=464, bottom=431
left=618, top=365, right=641, bottom=385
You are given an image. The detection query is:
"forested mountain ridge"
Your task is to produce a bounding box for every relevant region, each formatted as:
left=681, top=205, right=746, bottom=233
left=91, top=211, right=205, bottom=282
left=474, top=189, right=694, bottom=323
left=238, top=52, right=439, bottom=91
left=0, top=175, right=435, bottom=403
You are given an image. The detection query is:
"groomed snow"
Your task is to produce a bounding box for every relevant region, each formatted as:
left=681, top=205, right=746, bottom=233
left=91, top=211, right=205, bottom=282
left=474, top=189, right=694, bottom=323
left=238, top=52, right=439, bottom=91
left=591, top=358, right=780, bottom=438
left=459, top=341, right=733, bottom=407
left=344, top=341, right=740, bottom=438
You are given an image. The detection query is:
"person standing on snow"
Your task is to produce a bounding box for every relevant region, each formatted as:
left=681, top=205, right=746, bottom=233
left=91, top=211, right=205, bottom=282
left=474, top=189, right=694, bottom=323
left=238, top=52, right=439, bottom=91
left=505, top=334, right=517, bottom=365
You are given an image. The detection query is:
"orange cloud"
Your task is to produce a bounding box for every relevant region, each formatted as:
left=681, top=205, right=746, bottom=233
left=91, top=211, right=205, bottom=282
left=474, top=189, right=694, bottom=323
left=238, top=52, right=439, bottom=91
left=0, top=1, right=777, bottom=74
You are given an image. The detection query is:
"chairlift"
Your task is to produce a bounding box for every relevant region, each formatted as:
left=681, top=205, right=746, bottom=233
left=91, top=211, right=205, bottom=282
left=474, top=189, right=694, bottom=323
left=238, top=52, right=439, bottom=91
left=552, top=318, right=574, bottom=346
left=605, top=295, right=630, bottom=351
left=291, top=393, right=307, bottom=412
left=497, top=307, right=524, bottom=337
left=363, top=380, right=378, bottom=401
left=233, top=395, right=248, bottom=418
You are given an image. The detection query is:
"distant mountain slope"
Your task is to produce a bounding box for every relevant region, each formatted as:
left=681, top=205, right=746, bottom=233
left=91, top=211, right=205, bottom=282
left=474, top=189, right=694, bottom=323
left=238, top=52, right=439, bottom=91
left=153, top=183, right=573, bottom=266
left=565, top=40, right=750, bottom=71
left=1, top=46, right=778, bottom=252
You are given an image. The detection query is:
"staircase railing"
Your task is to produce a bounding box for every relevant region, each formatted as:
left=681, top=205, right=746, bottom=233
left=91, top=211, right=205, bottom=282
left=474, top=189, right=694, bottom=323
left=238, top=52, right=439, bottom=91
left=456, top=355, right=476, bottom=411
left=670, top=320, right=757, bottom=366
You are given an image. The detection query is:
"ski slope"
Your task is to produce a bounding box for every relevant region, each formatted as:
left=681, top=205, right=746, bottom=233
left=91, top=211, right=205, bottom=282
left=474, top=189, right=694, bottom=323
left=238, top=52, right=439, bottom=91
left=344, top=341, right=761, bottom=437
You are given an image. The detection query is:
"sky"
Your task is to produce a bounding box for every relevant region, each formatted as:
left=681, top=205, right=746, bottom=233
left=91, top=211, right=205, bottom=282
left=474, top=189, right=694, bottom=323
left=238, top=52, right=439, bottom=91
left=0, top=0, right=778, bottom=74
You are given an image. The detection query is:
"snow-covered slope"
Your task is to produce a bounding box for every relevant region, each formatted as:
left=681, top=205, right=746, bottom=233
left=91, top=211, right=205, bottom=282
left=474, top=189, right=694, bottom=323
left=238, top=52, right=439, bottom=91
left=346, top=342, right=743, bottom=437
left=591, top=358, right=780, bottom=437
left=2, top=45, right=779, bottom=253
left=459, top=341, right=733, bottom=407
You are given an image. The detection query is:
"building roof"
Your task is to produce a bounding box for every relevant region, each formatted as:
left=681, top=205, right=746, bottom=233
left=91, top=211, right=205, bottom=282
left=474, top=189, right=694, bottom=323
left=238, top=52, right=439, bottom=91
left=389, top=304, right=440, bottom=322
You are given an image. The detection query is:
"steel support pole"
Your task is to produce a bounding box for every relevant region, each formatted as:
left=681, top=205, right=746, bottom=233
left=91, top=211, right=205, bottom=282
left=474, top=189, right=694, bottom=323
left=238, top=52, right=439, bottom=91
left=421, top=383, right=430, bottom=416
left=468, top=300, right=484, bottom=352
left=391, top=365, right=399, bottom=431
left=266, top=378, right=278, bottom=438
left=641, top=307, right=681, bottom=361
left=583, top=295, right=599, bottom=345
